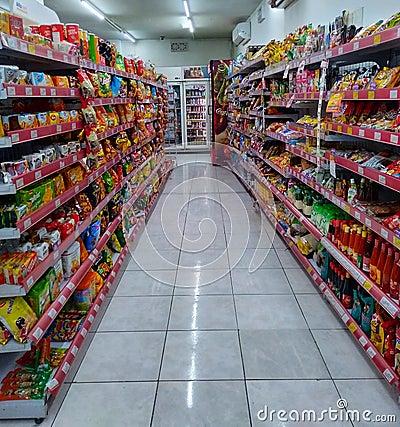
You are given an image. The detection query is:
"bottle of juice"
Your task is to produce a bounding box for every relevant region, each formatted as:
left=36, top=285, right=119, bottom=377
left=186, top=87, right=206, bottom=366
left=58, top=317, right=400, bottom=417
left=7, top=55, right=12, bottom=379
left=369, top=236, right=381, bottom=282
left=375, top=242, right=387, bottom=288
left=382, top=245, right=394, bottom=294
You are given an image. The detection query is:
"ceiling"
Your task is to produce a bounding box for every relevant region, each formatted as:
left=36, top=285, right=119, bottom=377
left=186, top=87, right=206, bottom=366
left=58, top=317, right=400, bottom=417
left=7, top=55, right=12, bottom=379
left=44, top=0, right=261, bottom=41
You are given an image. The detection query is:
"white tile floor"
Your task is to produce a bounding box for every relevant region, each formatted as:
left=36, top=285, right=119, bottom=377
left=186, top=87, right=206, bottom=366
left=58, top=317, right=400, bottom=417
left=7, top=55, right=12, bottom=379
left=7, top=154, right=400, bottom=427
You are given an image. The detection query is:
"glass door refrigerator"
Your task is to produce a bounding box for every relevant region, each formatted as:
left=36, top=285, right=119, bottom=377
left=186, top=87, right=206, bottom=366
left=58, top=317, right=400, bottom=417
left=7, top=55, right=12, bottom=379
left=165, top=83, right=184, bottom=149
left=183, top=81, right=210, bottom=148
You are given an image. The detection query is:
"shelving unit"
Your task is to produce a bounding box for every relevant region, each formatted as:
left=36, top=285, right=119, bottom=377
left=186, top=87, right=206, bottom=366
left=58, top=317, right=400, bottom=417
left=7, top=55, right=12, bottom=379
left=0, top=29, right=169, bottom=421
left=226, top=23, right=400, bottom=398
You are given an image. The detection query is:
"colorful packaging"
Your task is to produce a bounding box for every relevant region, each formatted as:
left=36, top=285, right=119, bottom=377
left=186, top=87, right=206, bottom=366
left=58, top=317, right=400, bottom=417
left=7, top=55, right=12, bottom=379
left=0, top=12, right=10, bottom=34
left=61, top=241, right=81, bottom=278
left=9, top=15, right=23, bottom=39
left=51, top=24, right=65, bottom=43
left=0, top=297, right=38, bottom=343
left=65, top=23, right=80, bottom=47
left=25, top=277, right=51, bottom=318
left=73, top=271, right=97, bottom=311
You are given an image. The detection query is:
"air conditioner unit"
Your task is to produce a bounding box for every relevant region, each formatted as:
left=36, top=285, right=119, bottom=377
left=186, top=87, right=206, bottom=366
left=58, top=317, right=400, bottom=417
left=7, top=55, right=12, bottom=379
left=232, top=22, right=251, bottom=46
left=269, top=0, right=297, bottom=8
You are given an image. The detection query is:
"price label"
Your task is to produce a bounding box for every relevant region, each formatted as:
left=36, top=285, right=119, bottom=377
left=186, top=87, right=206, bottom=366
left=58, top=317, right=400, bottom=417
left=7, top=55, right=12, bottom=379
left=75, top=186, right=80, bottom=194
left=381, top=228, right=389, bottom=240
left=24, top=218, right=32, bottom=229
left=33, top=327, right=44, bottom=341
left=383, top=369, right=395, bottom=383
left=25, top=87, right=33, bottom=96
left=34, top=170, right=42, bottom=180
left=27, top=276, right=34, bottom=288
left=374, top=132, right=381, bottom=141
left=359, top=129, right=365, bottom=137
left=19, top=42, right=27, bottom=52
left=71, top=345, right=78, bottom=356
left=389, top=133, right=399, bottom=144
left=59, top=161, right=65, bottom=168
left=373, top=34, right=381, bottom=45
left=48, top=308, right=57, bottom=319
left=364, top=281, right=373, bottom=291
left=73, top=155, right=78, bottom=162
left=81, top=327, right=87, bottom=337
left=31, top=130, right=38, bottom=139
left=59, top=295, right=67, bottom=304
left=355, top=211, right=361, bottom=221
left=366, top=347, right=376, bottom=358
left=67, top=282, right=75, bottom=291
left=28, top=45, right=36, bottom=54
left=326, top=50, right=333, bottom=58
left=72, top=122, right=77, bottom=130
left=394, top=236, right=400, bottom=249
left=57, top=125, right=62, bottom=133
left=347, top=127, right=352, bottom=135
left=352, top=91, right=359, bottom=99
left=359, top=336, right=368, bottom=346
left=283, top=64, right=290, bottom=79
left=88, top=314, right=94, bottom=324
left=338, top=47, right=344, bottom=55
left=16, top=178, right=24, bottom=188
left=365, top=217, right=372, bottom=227
left=100, top=293, right=105, bottom=301
left=53, top=250, right=59, bottom=260
left=63, top=54, right=68, bottom=63
left=344, top=205, right=351, bottom=214
left=337, top=125, right=342, bottom=133
left=348, top=322, right=357, bottom=333
left=342, top=313, right=349, bottom=323
left=39, top=88, right=46, bottom=96
left=51, top=88, right=56, bottom=97
left=380, top=297, right=398, bottom=317
left=47, top=50, right=53, bottom=59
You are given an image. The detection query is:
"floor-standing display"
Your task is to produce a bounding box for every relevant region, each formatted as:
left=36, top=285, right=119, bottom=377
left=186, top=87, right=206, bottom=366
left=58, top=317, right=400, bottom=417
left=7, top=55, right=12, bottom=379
left=165, top=83, right=183, bottom=148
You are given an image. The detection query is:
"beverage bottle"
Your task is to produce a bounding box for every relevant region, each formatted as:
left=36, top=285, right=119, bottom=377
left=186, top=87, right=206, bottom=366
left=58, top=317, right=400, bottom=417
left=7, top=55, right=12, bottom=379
left=358, top=177, right=366, bottom=201
left=382, top=245, right=394, bottom=293
left=347, top=225, right=357, bottom=257
left=342, top=272, right=354, bottom=309
left=369, top=236, right=381, bottom=282
left=341, top=179, right=348, bottom=201
left=347, top=178, right=358, bottom=204
left=352, top=226, right=362, bottom=264
left=341, top=226, right=350, bottom=254
left=389, top=254, right=400, bottom=302
left=357, top=229, right=367, bottom=269
left=362, top=231, right=374, bottom=274
left=375, top=242, right=387, bottom=288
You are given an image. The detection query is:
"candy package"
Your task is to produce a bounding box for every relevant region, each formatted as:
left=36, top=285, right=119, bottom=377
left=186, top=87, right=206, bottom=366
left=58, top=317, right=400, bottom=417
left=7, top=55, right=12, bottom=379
left=0, top=297, right=38, bottom=343
left=83, top=220, right=101, bottom=251
left=75, top=193, right=93, bottom=220
left=102, top=171, right=114, bottom=193
left=47, top=311, right=86, bottom=342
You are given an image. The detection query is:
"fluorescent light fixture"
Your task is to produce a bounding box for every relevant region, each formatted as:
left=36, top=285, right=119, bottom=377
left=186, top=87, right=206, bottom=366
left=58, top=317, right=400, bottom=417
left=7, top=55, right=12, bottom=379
left=81, top=0, right=104, bottom=20
left=187, top=18, right=194, bottom=33
left=124, top=32, right=136, bottom=43
left=183, top=0, right=190, bottom=18
left=105, top=17, right=124, bottom=32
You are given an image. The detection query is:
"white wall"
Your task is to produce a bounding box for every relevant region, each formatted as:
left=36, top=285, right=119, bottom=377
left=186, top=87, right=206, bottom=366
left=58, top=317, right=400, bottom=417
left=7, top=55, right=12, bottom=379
left=236, top=0, right=400, bottom=56
left=284, top=0, right=400, bottom=33
left=121, top=38, right=233, bottom=67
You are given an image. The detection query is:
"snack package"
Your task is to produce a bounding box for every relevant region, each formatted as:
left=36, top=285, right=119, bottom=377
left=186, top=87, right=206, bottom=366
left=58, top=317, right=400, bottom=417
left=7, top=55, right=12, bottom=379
left=101, top=171, right=114, bottom=193
left=52, top=76, right=70, bottom=88
left=77, top=237, right=89, bottom=262
left=77, top=69, right=95, bottom=98
left=16, top=180, right=55, bottom=214
left=75, top=193, right=93, bottom=220
left=47, top=311, right=86, bottom=342
left=98, top=72, right=112, bottom=98
left=0, top=320, right=12, bottom=346
left=61, top=241, right=81, bottom=278
left=82, top=220, right=101, bottom=251
left=18, top=114, right=38, bottom=129
left=73, top=271, right=97, bottom=311
left=25, top=277, right=51, bottom=318
left=63, top=164, right=86, bottom=188
left=0, top=297, right=38, bottom=343
left=52, top=174, right=66, bottom=196
left=109, top=233, right=122, bottom=253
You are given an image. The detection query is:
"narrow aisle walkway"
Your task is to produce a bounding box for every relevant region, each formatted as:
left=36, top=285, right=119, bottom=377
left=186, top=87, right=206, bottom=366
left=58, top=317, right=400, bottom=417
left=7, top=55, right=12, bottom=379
left=10, top=155, right=399, bottom=427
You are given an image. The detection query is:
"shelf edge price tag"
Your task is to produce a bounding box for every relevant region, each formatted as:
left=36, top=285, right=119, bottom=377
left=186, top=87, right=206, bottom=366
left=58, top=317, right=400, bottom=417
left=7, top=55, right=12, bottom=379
left=25, top=87, right=33, bottom=96
left=365, top=217, right=371, bottom=227
left=71, top=345, right=78, bottom=356
left=355, top=211, right=361, bottom=221
left=363, top=280, right=373, bottom=291
left=47, top=50, right=53, bottom=59
left=366, top=347, right=376, bottom=359
left=393, top=236, right=400, bottom=249
left=348, top=322, right=357, bottom=333
left=359, top=129, right=365, bottom=137
left=31, top=130, right=38, bottom=139
left=359, top=336, right=368, bottom=347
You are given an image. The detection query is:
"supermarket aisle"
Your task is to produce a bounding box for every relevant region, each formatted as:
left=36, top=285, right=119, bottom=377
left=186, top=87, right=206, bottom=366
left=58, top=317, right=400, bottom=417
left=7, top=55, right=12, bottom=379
left=8, top=155, right=400, bottom=427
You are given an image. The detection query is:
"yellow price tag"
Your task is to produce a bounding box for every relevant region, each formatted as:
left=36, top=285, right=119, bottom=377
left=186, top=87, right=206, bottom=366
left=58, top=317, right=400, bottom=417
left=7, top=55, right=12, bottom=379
left=311, top=93, right=315, bottom=99
left=303, top=93, right=307, bottom=99
left=28, top=45, right=36, bottom=54
left=347, top=127, right=353, bottom=135
left=337, top=125, right=343, bottom=132
left=348, top=322, right=357, bottom=333
left=364, top=281, right=373, bottom=291
left=330, top=154, right=334, bottom=161
left=307, top=266, right=312, bottom=274
left=393, top=236, right=400, bottom=249
left=368, top=91, right=375, bottom=100
left=328, top=124, right=333, bottom=130
left=353, top=92, right=359, bottom=99
left=374, top=34, right=381, bottom=45
left=345, top=205, right=351, bottom=213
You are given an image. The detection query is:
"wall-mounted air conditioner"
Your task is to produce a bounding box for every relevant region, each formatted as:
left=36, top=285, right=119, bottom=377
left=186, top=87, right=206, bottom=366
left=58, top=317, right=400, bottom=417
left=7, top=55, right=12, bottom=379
left=232, top=22, right=251, bottom=46
left=269, top=0, right=297, bottom=8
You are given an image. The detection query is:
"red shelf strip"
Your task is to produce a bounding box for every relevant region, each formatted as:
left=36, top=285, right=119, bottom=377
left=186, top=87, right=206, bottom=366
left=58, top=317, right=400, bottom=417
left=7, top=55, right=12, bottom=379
left=3, top=84, right=81, bottom=98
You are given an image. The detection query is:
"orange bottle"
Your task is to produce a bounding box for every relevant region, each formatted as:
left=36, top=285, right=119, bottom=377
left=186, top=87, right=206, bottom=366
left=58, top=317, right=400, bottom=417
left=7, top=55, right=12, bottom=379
left=389, top=254, right=400, bottom=301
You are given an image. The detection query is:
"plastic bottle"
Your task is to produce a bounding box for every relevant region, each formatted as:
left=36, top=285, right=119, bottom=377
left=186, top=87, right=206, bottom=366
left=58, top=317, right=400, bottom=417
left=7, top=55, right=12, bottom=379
left=375, top=242, right=387, bottom=288
left=382, top=245, right=394, bottom=294
left=341, top=226, right=350, bottom=254
left=341, top=179, right=348, bottom=201
left=347, top=178, right=358, bottom=204
left=347, top=225, right=357, bottom=257
left=369, top=237, right=381, bottom=282
left=389, top=255, right=400, bottom=302
left=352, top=227, right=362, bottom=264
left=362, top=231, right=374, bottom=274
left=342, top=272, right=354, bottom=309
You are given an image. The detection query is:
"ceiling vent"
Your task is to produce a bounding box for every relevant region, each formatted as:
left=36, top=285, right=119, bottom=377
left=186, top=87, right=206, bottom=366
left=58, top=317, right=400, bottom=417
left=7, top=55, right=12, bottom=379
left=232, top=22, right=251, bottom=46
left=269, top=0, right=297, bottom=8
left=170, top=42, right=188, bottom=52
